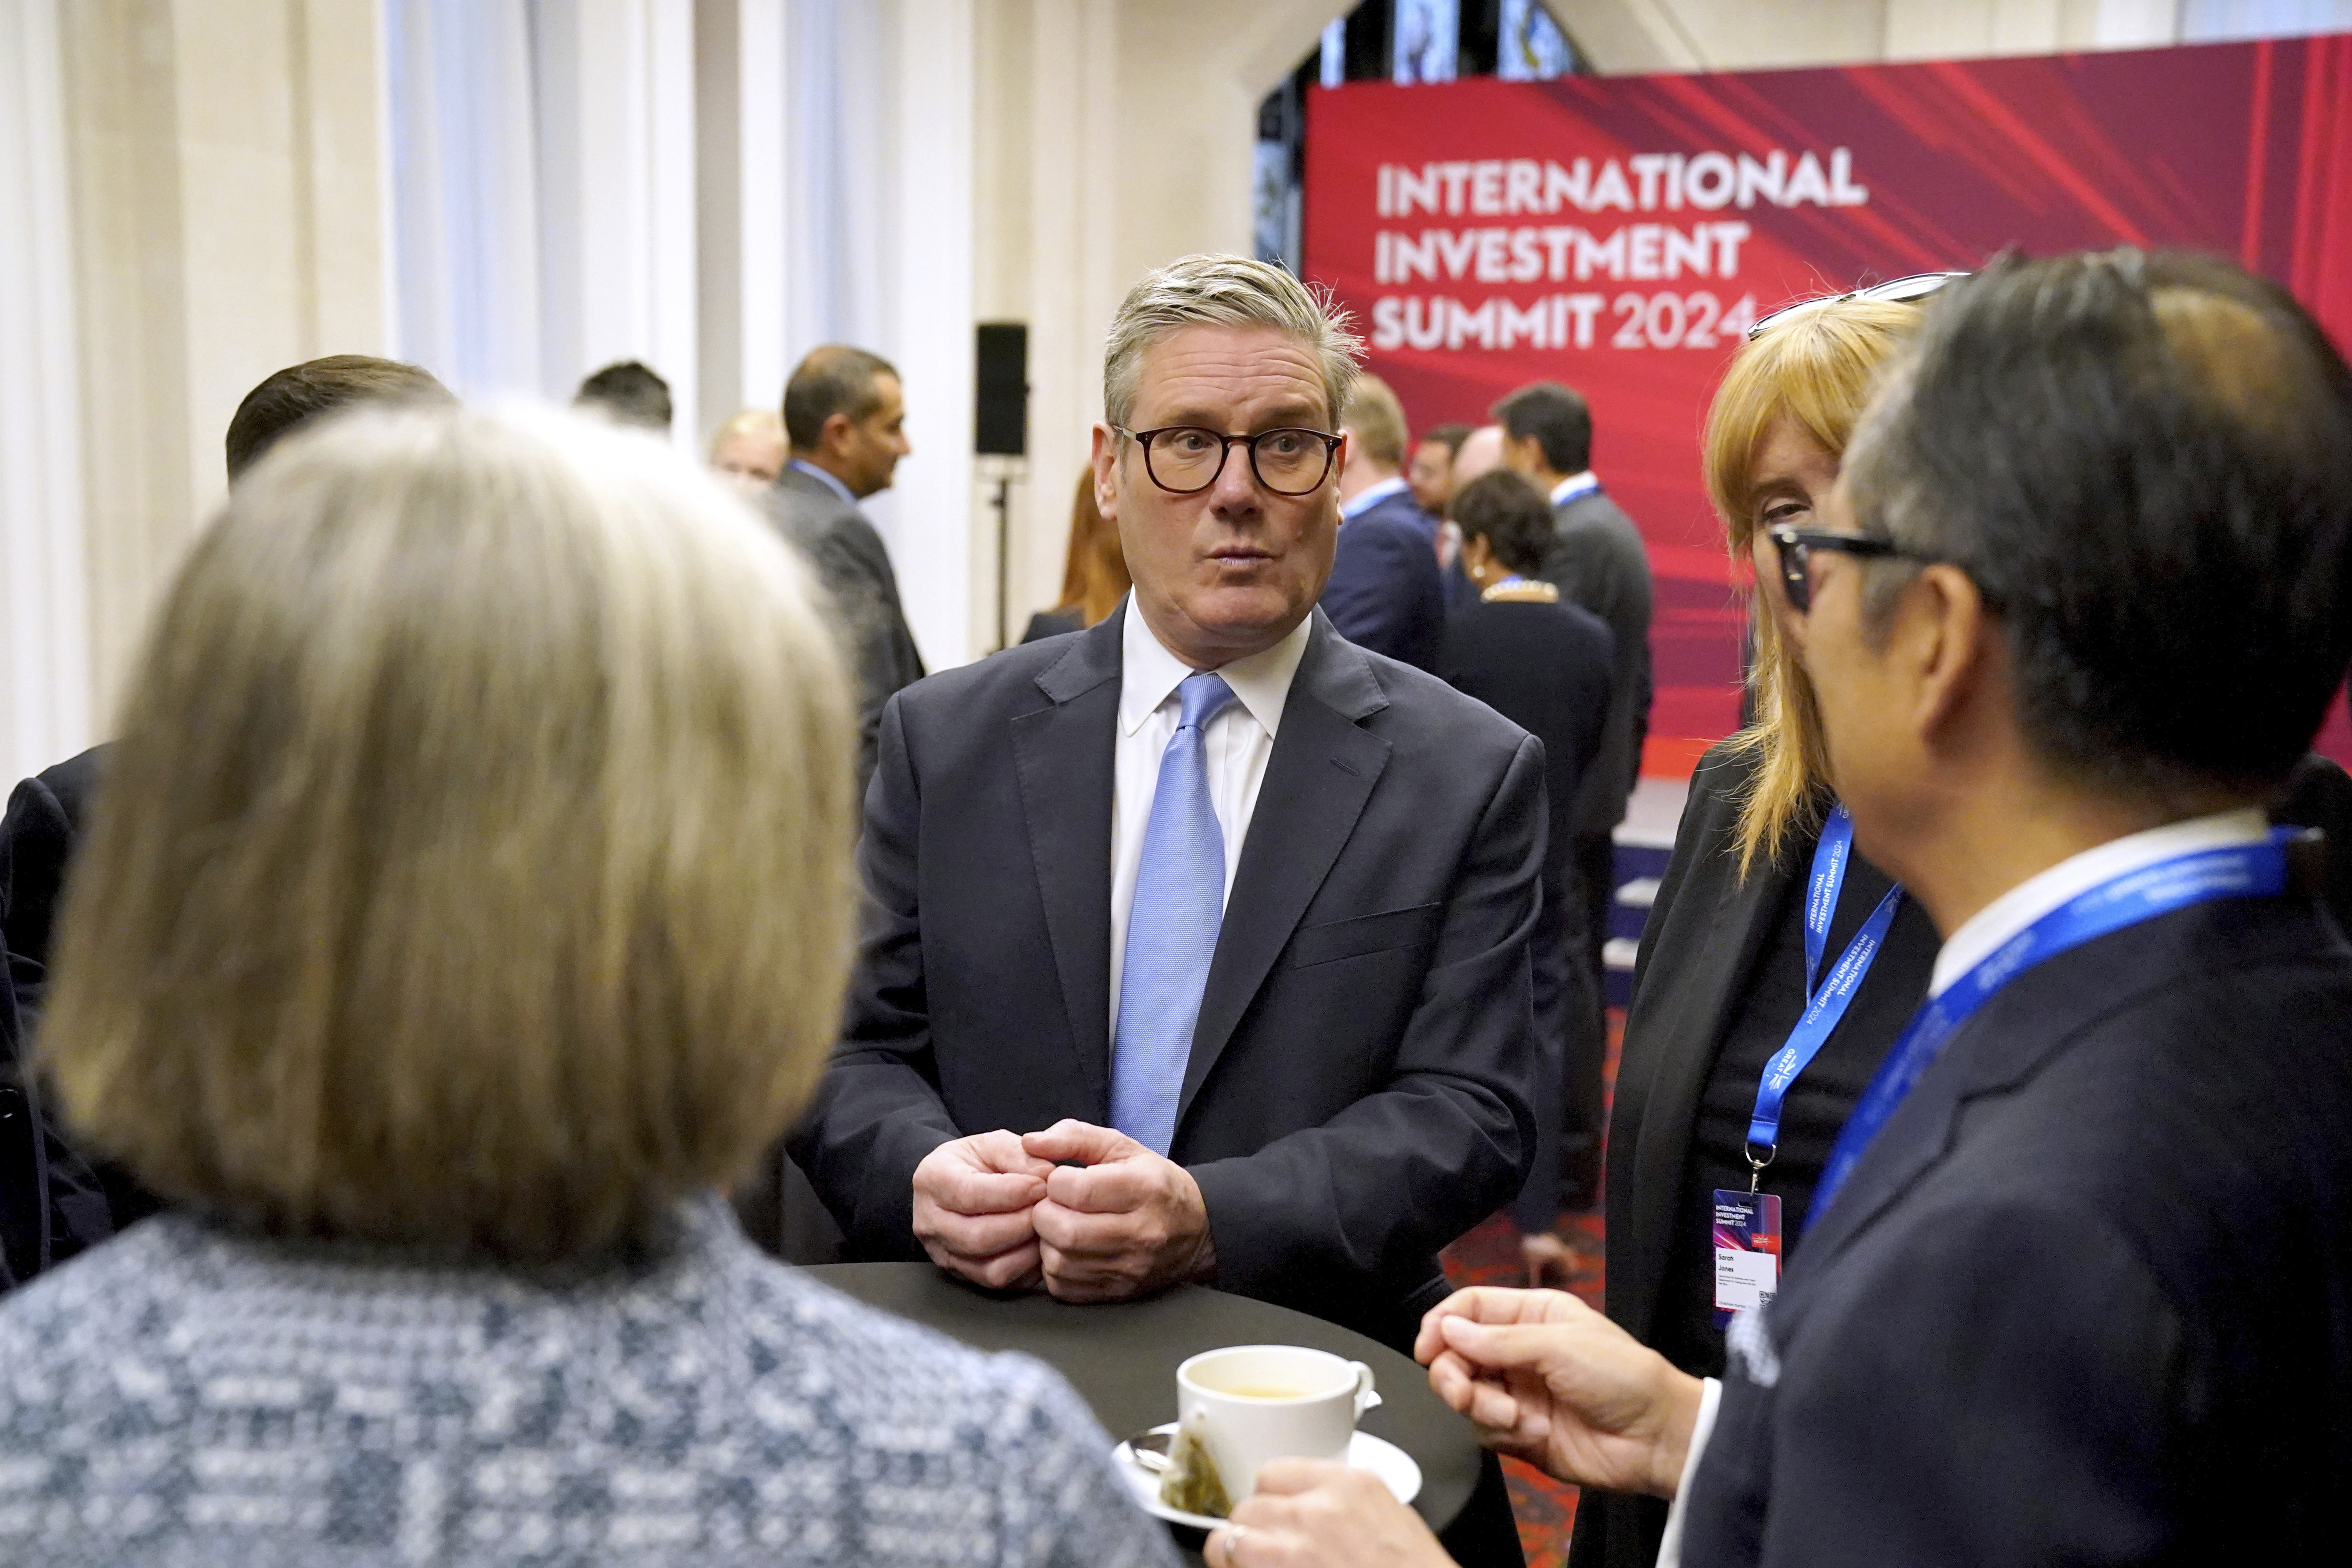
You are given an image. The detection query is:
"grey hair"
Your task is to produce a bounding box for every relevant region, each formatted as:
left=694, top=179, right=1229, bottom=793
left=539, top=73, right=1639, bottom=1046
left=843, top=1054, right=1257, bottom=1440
left=1103, top=255, right=1363, bottom=430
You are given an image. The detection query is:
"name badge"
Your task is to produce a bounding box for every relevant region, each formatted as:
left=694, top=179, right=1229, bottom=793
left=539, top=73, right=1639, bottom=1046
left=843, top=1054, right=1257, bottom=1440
left=1712, top=1189, right=1782, bottom=1328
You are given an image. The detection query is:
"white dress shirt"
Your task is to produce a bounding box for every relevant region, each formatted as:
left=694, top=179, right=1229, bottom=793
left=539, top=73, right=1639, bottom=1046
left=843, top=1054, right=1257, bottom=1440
left=1107, top=602, right=1312, bottom=1045
left=1548, top=469, right=1600, bottom=506
left=1656, top=806, right=2274, bottom=1561
left=1928, top=808, right=2270, bottom=996
left=788, top=457, right=855, bottom=506
left=1341, top=474, right=1411, bottom=520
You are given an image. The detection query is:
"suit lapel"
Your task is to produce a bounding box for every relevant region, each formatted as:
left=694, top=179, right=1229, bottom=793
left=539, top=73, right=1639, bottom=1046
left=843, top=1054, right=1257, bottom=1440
left=1176, top=617, right=1391, bottom=1127
left=1788, top=908, right=2231, bottom=1281
left=1012, top=614, right=1124, bottom=1120
left=1617, top=853, right=1793, bottom=1340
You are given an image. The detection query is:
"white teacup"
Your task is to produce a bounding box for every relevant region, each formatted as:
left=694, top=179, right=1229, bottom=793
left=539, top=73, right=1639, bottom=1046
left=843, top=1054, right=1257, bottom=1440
left=1176, top=1344, right=1382, bottom=1500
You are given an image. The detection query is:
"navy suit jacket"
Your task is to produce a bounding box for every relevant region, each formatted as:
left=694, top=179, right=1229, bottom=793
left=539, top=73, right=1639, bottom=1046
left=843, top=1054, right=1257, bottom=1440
left=0, top=744, right=152, bottom=1289
left=1319, top=487, right=1446, bottom=672
left=1682, top=889, right=2352, bottom=1565
left=787, top=607, right=1545, bottom=1347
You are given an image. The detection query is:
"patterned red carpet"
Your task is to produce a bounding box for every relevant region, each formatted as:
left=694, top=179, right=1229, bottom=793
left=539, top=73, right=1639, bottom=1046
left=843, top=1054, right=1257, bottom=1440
left=1436, top=1014, right=1623, bottom=1568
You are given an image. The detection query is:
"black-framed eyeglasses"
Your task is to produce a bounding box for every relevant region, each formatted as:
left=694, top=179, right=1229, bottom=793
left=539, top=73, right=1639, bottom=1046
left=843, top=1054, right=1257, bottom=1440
left=1747, top=271, right=1972, bottom=341
left=1764, top=524, right=1914, bottom=613
left=1114, top=425, right=1343, bottom=497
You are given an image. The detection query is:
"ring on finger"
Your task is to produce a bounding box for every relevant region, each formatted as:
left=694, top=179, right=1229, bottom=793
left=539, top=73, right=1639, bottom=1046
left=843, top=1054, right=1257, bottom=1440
left=1219, top=1522, right=1250, bottom=1561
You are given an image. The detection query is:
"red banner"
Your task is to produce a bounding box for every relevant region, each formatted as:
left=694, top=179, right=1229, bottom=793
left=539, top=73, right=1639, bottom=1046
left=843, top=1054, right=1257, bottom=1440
left=1304, top=34, right=2352, bottom=775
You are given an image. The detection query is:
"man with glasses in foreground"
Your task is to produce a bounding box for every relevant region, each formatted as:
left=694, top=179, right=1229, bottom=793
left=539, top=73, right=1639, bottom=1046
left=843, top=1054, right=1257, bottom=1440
left=1202, top=249, right=2352, bottom=1566
left=791, top=255, right=1546, bottom=1366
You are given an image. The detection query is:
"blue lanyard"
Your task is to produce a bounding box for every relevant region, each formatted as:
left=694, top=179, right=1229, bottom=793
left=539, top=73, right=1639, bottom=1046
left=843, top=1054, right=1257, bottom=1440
left=1807, top=829, right=2295, bottom=1230
left=1744, top=805, right=1903, bottom=1181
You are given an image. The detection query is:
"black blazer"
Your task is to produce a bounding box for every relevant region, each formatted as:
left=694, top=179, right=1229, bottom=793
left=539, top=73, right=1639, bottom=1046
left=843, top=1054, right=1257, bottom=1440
left=1319, top=487, right=1446, bottom=673
left=0, top=743, right=152, bottom=1288
left=763, top=467, right=927, bottom=798
left=1684, top=891, right=2352, bottom=1564
left=1539, top=491, right=1652, bottom=838
left=787, top=607, right=1546, bottom=1347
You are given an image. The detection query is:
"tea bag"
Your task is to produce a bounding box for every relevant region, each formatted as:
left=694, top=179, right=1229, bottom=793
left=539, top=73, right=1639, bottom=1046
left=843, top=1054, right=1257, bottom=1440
left=1158, top=1408, right=1232, bottom=1519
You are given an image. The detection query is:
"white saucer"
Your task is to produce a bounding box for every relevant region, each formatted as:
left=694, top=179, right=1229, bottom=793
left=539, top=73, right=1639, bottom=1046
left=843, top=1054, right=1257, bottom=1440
left=1111, top=1423, right=1424, bottom=1531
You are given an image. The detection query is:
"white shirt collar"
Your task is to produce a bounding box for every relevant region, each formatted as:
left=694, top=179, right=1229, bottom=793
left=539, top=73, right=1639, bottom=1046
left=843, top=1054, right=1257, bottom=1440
left=1341, top=475, right=1411, bottom=520
left=1549, top=470, right=1599, bottom=506
left=1118, top=598, right=1312, bottom=741
left=1929, top=808, right=2270, bottom=996
left=788, top=457, right=856, bottom=507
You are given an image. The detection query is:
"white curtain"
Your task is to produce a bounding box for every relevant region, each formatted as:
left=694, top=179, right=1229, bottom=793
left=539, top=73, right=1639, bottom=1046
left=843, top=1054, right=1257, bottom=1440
left=382, top=0, right=976, bottom=665
left=0, top=0, right=92, bottom=786
left=385, top=0, right=546, bottom=401
left=385, top=0, right=699, bottom=440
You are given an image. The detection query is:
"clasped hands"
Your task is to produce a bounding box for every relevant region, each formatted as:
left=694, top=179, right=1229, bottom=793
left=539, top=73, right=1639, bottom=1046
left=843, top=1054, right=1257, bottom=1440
left=1205, top=1288, right=1707, bottom=1568
left=910, top=1120, right=1214, bottom=1301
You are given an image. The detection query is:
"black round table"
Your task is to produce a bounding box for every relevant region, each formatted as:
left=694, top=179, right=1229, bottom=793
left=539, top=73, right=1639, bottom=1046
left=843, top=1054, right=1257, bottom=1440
left=805, top=1263, right=1489, bottom=1562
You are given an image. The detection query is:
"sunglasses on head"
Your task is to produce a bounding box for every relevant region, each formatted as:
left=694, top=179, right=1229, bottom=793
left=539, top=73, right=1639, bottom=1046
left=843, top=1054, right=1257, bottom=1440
left=1747, top=271, right=1972, bottom=341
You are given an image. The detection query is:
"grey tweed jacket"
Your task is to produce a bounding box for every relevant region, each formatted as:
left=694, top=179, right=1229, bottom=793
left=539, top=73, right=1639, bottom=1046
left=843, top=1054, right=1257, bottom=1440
left=0, top=1196, right=1176, bottom=1568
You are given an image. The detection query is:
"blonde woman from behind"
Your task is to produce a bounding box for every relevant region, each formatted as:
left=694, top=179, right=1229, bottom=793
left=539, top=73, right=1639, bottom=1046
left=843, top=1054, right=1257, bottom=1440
left=0, top=404, right=1176, bottom=1568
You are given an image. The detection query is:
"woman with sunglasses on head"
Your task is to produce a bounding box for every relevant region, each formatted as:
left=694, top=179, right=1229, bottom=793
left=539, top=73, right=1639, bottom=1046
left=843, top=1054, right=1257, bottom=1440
left=1567, top=286, right=1949, bottom=1568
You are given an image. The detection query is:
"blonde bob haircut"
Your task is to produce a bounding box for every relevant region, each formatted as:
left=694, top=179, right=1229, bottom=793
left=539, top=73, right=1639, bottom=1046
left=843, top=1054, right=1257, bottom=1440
left=1704, top=299, right=1920, bottom=876
left=42, top=403, right=857, bottom=1265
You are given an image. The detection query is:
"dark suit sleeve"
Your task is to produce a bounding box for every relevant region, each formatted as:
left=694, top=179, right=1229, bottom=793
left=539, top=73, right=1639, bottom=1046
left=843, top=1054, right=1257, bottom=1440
left=795, top=526, right=911, bottom=803
left=1319, top=515, right=1445, bottom=672
left=0, top=773, right=80, bottom=1018
left=1693, top=1202, right=2182, bottom=1567
left=784, top=693, right=960, bottom=1254
left=1189, top=731, right=1545, bottom=1303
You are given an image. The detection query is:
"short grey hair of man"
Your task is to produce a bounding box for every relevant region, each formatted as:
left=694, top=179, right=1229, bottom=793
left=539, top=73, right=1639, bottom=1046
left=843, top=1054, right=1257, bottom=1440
left=1103, top=255, right=1364, bottom=432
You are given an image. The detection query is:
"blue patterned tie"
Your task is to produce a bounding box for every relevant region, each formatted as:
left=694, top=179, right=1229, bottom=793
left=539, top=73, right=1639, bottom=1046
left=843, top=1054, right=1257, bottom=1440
left=1111, top=672, right=1238, bottom=1154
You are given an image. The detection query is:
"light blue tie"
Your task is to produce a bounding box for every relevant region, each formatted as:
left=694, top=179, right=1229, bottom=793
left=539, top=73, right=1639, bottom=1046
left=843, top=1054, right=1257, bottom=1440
left=1111, top=671, right=1238, bottom=1155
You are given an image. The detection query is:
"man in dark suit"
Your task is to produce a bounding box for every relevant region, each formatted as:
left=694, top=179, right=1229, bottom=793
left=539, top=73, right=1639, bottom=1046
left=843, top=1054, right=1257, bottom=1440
left=1494, top=381, right=1650, bottom=1209
left=788, top=255, right=1544, bottom=1357
left=1206, top=252, right=2352, bottom=1567
left=767, top=345, right=926, bottom=799
left=0, top=356, right=451, bottom=1292
left=1318, top=373, right=1446, bottom=671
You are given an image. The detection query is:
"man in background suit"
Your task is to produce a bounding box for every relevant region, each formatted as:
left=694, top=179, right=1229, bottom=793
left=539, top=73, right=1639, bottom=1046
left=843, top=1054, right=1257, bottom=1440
left=1212, top=250, right=2352, bottom=1568
left=1495, top=381, right=1651, bottom=1207
left=767, top=345, right=926, bottom=798
left=1318, top=373, right=1445, bottom=671
left=0, top=355, right=453, bottom=1292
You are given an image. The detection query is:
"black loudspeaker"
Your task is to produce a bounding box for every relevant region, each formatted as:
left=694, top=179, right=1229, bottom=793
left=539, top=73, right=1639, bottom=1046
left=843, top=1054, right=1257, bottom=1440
left=975, top=322, right=1029, bottom=456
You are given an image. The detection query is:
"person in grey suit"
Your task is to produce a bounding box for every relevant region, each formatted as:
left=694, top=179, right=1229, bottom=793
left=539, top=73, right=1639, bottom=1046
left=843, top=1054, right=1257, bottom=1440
left=1494, top=379, right=1653, bottom=1210
left=768, top=345, right=926, bottom=797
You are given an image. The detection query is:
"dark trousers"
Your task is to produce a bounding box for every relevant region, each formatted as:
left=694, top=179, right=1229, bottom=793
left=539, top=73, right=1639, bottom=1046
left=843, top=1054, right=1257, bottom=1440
left=1559, top=831, right=1617, bottom=1210
left=1439, top=1450, right=1530, bottom=1567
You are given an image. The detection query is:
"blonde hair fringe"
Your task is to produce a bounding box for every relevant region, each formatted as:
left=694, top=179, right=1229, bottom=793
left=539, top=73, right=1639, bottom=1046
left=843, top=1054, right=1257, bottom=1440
left=1702, top=299, right=1921, bottom=877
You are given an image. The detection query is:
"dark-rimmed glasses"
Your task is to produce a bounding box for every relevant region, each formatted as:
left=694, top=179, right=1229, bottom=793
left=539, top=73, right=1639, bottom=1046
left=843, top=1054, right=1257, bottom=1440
left=1114, top=425, right=1343, bottom=497
left=1765, top=524, right=1914, bottom=613
left=1747, top=271, right=1972, bottom=341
